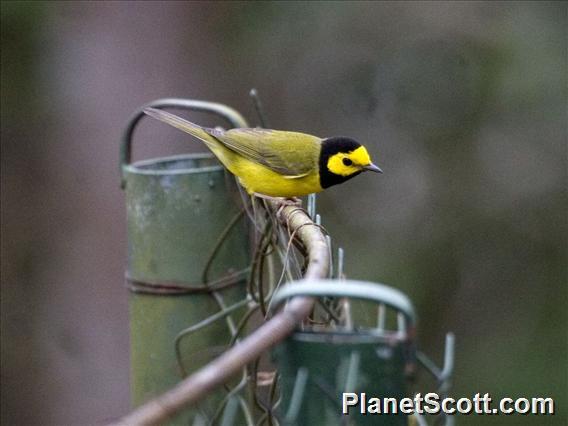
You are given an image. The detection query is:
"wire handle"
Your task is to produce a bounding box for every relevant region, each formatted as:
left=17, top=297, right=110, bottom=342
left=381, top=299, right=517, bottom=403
left=271, top=279, right=416, bottom=331
left=119, top=98, right=248, bottom=189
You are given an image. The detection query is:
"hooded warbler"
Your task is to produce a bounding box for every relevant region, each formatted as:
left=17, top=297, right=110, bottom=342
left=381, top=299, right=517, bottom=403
left=144, top=107, right=382, bottom=198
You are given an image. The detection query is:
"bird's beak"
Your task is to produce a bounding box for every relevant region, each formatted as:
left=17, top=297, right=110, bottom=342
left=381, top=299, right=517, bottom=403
left=363, top=163, right=383, bottom=173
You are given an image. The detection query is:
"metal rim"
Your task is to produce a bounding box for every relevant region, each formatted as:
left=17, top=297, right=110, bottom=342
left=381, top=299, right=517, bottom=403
left=288, top=329, right=406, bottom=344
left=271, top=279, right=416, bottom=328
left=123, top=153, right=224, bottom=176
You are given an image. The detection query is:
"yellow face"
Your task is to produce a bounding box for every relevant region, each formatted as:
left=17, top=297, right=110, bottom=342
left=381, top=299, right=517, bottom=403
left=326, top=146, right=373, bottom=177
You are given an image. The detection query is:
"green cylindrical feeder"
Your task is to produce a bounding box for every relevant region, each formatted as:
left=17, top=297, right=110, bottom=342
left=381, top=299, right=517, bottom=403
left=271, top=280, right=416, bottom=426
left=121, top=99, right=250, bottom=423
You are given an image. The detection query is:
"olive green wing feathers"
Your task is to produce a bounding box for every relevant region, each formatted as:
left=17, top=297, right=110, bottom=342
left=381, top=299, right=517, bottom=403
left=144, top=107, right=321, bottom=178
left=207, top=127, right=321, bottom=177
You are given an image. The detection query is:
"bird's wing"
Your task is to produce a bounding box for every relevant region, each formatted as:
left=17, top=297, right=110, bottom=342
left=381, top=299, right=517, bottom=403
left=206, top=127, right=321, bottom=177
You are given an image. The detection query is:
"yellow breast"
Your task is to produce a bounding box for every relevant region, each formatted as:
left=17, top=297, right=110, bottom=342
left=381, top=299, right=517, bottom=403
left=229, top=157, right=322, bottom=197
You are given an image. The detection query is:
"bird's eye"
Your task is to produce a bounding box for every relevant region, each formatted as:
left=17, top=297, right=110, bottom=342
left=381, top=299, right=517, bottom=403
left=342, top=158, right=353, bottom=166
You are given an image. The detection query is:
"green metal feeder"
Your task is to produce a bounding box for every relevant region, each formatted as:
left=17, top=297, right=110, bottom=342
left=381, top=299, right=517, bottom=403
left=120, top=99, right=251, bottom=423
left=271, top=280, right=417, bottom=426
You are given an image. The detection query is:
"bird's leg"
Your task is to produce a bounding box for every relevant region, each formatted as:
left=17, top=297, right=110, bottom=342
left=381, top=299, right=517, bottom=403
left=251, top=193, right=302, bottom=207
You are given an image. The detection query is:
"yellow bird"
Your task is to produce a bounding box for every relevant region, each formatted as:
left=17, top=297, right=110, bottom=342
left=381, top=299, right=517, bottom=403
left=144, top=107, right=382, bottom=198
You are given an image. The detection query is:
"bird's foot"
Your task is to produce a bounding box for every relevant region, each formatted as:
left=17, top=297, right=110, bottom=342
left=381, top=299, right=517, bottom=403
left=251, top=193, right=302, bottom=207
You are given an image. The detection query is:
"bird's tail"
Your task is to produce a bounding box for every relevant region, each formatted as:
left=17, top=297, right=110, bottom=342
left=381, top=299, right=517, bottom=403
left=143, top=107, right=221, bottom=151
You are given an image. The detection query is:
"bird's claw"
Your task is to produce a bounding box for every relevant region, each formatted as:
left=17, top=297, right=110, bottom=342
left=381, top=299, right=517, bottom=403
left=251, top=193, right=302, bottom=207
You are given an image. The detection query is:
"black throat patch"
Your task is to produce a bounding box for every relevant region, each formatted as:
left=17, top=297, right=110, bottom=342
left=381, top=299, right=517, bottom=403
left=319, top=137, right=363, bottom=189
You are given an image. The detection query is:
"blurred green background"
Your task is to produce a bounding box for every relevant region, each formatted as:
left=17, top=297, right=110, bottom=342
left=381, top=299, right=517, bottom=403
left=1, top=1, right=566, bottom=425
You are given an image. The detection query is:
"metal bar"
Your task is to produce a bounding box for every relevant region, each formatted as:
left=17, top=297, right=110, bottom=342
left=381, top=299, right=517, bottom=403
left=336, top=247, right=344, bottom=279
left=307, top=194, right=316, bottom=219
left=326, top=235, right=333, bottom=278
left=397, top=312, right=406, bottom=338
left=377, top=303, right=386, bottom=331
left=441, top=332, right=455, bottom=382
left=343, top=351, right=361, bottom=393
left=283, top=368, right=309, bottom=423
left=416, top=351, right=443, bottom=381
